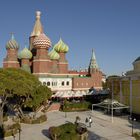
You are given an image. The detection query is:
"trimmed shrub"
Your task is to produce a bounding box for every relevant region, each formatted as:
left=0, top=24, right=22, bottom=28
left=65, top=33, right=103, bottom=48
left=49, top=123, right=82, bottom=140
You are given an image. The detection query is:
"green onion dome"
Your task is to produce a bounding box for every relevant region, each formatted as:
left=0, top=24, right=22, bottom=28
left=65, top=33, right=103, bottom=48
left=18, top=46, right=32, bottom=59
left=48, top=49, right=60, bottom=60
left=54, top=38, right=69, bottom=53
left=6, top=34, right=19, bottom=49
left=33, top=33, right=51, bottom=49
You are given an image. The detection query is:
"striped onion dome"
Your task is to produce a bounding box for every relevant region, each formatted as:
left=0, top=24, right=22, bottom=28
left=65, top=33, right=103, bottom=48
left=48, top=49, right=60, bottom=60
left=54, top=38, right=69, bottom=53
left=33, top=33, right=51, bottom=49
left=6, top=34, right=19, bottom=49
left=18, top=46, right=32, bottom=59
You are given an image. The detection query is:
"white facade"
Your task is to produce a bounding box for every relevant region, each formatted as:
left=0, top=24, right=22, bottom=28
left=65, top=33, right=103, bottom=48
left=39, top=77, right=72, bottom=92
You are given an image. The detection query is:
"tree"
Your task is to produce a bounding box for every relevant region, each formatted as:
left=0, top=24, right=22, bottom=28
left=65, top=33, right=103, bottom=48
left=0, top=68, right=52, bottom=127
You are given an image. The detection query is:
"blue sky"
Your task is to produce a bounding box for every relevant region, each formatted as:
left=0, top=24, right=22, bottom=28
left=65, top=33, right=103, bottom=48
left=0, top=0, right=140, bottom=76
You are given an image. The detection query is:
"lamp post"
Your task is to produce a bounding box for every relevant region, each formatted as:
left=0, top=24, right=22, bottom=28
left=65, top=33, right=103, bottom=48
left=18, top=127, right=22, bottom=140
left=111, top=81, right=114, bottom=123
left=129, top=117, right=136, bottom=136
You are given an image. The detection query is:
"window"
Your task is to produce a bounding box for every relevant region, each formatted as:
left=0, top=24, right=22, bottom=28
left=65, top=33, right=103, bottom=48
left=66, top=81, right=69, bottom=86
left=47, top=82, right=50, bottom=86
left=62, top=81, right=64, bottom=86
left=43, top=82, right=46, bottom=85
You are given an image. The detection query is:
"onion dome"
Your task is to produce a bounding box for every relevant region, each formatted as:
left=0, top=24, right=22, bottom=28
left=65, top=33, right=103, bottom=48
left=6, top=34, right=19, bottom=49
left=48, top=49, right=60, bottom=60
left=18, top=46, right=32, bottom=59
left=54, top=38, right=69, bottom=53
left=33, top=33, right=51, bottom=49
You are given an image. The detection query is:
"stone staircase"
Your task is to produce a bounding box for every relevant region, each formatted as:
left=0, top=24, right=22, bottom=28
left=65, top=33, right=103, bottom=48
left=47, top=103, right=61, bottom=112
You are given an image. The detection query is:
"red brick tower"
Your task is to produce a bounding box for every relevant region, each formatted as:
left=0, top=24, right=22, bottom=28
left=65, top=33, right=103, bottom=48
left=54, top=38, right=69, bottom=74
left=33, top=33, right=51, bottom=74
left=48, top=49, right=60, bottom=73
left=3, top=34, right=19, bottom=68
left=88, top=49, right=103, bottom=89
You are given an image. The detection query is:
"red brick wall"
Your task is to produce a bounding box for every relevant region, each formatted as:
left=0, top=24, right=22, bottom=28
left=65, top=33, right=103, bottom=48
left=58, top=63, right=68, bottom=74
left=72, top=71, right=102, bottom=90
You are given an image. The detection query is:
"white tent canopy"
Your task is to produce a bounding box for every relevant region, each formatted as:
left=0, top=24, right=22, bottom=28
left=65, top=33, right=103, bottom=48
left=51, top=90, right=88, bottom=98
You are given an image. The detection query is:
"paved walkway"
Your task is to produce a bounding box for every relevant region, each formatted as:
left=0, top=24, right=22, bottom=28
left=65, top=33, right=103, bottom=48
left=1, top=110, right=140, bottom=140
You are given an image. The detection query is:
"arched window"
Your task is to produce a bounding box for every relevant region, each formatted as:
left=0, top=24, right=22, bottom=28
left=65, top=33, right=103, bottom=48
left=47, top=82, right=50, bottom=86
left=62, top=81, right=65, bottom=86
left=43, top=82, right=46, bottom=86
left=66, top=81, right=69, bottom=86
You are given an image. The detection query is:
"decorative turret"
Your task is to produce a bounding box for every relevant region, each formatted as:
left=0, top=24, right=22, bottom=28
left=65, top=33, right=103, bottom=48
left=49, top=49, right=60, bottom=60
left=3, top=34, right=20, bottom=68
left=6, top=34, right=19, bottom=50
left=53, top=38, right=69, bottom=74
left=54, top=38, right=69, bottom=53
left=18, top=46, right=32, bottom=73
left=29, top=11, right=44, bottom=51
left=18, top=47, right=32, bottom=59
left=32, top=33, right=52, bottom=74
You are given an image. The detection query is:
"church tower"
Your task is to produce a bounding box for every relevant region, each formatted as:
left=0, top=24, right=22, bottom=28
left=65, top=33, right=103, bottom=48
left=33, top=33, right=51, bottom=74
left=88, top=49, right=99, bottom=74
left=3, top=34, right=20, bottom=68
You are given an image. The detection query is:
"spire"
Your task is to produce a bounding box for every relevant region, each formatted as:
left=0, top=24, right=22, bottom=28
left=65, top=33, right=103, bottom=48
left=89, top=49, right=98, bottom=69
left=11, top=33, right=15, bottom=40
left=30, top=11, right=44, bottom=37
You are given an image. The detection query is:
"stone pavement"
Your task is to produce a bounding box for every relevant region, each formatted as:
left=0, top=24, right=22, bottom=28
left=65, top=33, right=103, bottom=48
left=1, top=110, right=140, bottom=140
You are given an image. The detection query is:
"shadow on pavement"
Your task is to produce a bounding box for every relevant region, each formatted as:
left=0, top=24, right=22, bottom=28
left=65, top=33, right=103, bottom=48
left=42, top=129, right=50, bottom=139
left=88, top=131, right=107, bottom=140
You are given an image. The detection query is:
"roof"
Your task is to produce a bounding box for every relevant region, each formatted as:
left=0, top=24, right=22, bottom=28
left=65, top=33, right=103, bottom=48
left=134, top=56, right=140, bottom=63
left=92, top=99, right=129, bottom=110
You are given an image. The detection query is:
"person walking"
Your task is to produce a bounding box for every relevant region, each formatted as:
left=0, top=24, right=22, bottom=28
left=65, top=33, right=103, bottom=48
left=89, top=116, right=92, bottom=127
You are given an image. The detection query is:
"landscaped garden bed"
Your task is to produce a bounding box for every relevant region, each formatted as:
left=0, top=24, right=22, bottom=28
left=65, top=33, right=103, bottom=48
left=49, top=122, right=88, bottom=140
left=0, top=123, right=20, bottom=138
left=20, top=114, right=47, bottom=124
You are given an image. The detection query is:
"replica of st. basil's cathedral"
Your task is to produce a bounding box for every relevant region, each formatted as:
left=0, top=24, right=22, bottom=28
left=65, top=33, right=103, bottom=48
left=3, top=11, right=104, bottom=93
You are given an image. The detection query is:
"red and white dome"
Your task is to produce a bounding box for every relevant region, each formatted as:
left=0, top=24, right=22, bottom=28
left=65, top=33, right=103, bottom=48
left=33, top=33, right=51, bottom=49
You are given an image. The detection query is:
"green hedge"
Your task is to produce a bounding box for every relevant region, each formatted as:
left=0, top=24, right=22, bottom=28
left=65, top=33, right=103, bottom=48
left=0, top=123, right=20, bottom=138
left=63, top=101, right=91, bottom=111
left=21, top=114, right=47, bottom=124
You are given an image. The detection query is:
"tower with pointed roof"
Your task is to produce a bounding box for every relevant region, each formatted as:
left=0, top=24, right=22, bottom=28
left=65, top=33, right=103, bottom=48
left=88, top=49, right=99, bottom=74
left=29, top=11, right=44, bottom=52
left=3, top=34, right=20, bottom=68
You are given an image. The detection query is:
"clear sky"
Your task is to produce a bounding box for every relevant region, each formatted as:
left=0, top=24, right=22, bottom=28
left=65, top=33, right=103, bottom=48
left=0, top=0, right=140, bottom=76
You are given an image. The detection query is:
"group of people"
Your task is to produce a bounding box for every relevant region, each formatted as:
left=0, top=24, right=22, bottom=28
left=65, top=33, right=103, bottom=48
left=85, top=116, right=92, bottom=127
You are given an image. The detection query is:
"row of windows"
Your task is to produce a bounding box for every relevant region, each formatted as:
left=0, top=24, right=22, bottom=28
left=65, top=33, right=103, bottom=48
left=43, top=81, right=70, bottom=86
